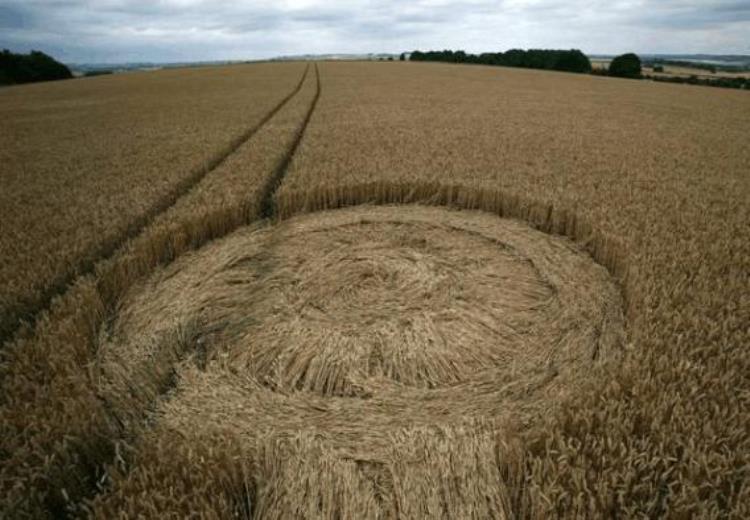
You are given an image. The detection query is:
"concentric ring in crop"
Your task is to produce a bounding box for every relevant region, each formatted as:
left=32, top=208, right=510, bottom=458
left=98, top=204, right=626, bottom=453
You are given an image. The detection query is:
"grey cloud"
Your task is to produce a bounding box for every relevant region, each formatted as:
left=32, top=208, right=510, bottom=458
left=0, top=0, right=747, bottom=63
left=0, top=6, right=29, bottom=29
left=622, top=0, right=750, bottom=29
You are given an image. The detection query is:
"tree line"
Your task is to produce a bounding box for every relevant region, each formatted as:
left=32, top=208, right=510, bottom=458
left=406, top=49, right=642, bottom=80
left=404, top=49, right=748, bottom=90
left=408, top=49, right=592, bottom=73
left=0, top=50, right=73, bottom=86
left=647, top=73, right=749, bottom=90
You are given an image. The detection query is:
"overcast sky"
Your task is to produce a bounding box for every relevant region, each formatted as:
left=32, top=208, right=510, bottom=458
left=1, top=0, right=748, bottom=63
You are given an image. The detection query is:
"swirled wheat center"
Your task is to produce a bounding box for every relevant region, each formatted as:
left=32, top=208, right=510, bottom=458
left=103, top=205, right=624, bottom=413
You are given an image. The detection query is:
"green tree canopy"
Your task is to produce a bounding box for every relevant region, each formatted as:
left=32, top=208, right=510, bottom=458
left=0, top=50, right=73, bottom=85
left=409, top=48, right=592, bottom=73
left=609, top=53, right=642, bottom=79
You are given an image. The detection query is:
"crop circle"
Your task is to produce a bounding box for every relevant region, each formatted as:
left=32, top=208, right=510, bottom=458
left=101, top=204, right=625, bottom=430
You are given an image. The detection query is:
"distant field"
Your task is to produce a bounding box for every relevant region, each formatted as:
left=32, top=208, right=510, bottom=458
left=591, top=57, right=750, bottom=78
left=1, top=61, right=749, bottom=518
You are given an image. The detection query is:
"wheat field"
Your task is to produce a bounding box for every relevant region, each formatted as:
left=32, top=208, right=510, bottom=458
left=0, top=61, right=305, bottom=343
left=1, top=61, right=749, bottom=518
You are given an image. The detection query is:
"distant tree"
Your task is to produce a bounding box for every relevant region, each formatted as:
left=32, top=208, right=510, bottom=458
left=608, top=53, right=642, bottom=79
left=387, top=56, right=394, bottom=61
left=555, top=49, right=592, bottom=73
left=453, top=50, right=468, bottom=63
left=0, top=49, right=73, bottom=85
left=399, top=53, right=406, bottom=61
left=652, top=64, right=664, bottom=73
left=84, top=69, right=114, bottom=77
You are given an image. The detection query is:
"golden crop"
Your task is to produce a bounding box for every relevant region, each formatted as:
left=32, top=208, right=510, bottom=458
left=0, top=61, right=305, bottom=342
left=92, top=203, right=625, bottom=518
left=277, top=61, right=750, bottom=517
left=1, top=60, right=748, bottom=518
left=1, top=63, right=319, bottom=516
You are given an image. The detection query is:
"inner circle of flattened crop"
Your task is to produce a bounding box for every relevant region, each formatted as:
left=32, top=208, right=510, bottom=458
left=101, top=205, right=625, bottom=438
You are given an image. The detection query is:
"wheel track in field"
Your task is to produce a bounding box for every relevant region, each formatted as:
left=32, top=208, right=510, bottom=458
left=260, top=62, right=321, bottom=219
left=55, top=63, right=322, bottom=518
left=0, top=63, right=311, bottom=349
